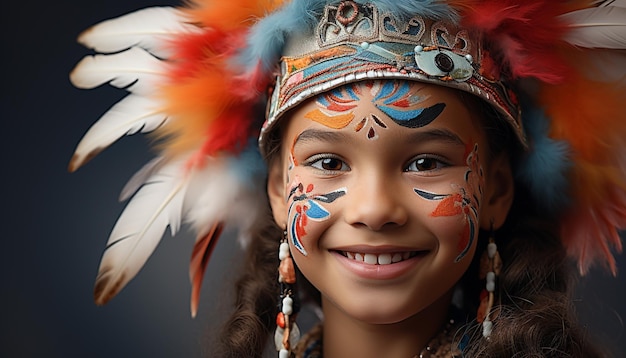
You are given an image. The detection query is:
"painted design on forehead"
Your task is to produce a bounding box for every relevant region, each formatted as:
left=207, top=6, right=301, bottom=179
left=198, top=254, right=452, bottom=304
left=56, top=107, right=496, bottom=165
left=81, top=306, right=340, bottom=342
left=305, top=85, right=387, bottom=140
left=304, top=81, right=446, bottom=140
left=413, top=143, right=484, bottom=262
left=373, top=81, right=446, bottom=128
left=304, top=87, right=358, bottom=129
left=286, top=177, right=347, bottom=256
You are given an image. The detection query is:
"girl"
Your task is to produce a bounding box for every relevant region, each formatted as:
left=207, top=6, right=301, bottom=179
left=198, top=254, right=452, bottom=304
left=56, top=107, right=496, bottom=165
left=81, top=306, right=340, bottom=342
left=69, top=0, right=626, bottom=356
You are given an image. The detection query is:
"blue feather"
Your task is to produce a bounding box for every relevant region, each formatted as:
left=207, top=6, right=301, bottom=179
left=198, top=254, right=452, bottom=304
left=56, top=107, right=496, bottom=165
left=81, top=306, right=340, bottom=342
left=238, top=0, right=457, bottom=73
left=238, top=0, right=327, bottom=72
left=226, top=140, right=267, bottom=188
left=516, top=103, right=572, bottom=213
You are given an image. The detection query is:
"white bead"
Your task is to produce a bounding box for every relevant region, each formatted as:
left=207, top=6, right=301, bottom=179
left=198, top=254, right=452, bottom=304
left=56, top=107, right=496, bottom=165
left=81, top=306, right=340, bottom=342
left=465, top=54, right=473, bottom=63
left=482, top=319, right=493, bottom=337
left=415, top=45, right=424, bottom=53
left=487, top=242, right=497, bottom=258
left=290, top=322, right=301, bottom=346
left=361, top=42, right=370, bottom=49
left=282, top=296, right=293, bottom=315
left=279, top=243, right=290, bottom=260
left=279, top=349, right=289, bottom=358
left=486, top=272, right=496, bottom=292
left=274, top=327, right=285, bottom=351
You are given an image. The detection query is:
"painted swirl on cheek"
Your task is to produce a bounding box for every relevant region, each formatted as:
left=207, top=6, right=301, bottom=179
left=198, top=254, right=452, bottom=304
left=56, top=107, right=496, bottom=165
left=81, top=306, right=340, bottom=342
left=413, top=143, right=484, bottom=262
left=286, top=177, right=347, bottom=256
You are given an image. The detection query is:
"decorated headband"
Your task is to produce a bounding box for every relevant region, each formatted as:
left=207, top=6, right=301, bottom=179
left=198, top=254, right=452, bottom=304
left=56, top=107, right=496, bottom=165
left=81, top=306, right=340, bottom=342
left=70, top=0, right=626, bottom=317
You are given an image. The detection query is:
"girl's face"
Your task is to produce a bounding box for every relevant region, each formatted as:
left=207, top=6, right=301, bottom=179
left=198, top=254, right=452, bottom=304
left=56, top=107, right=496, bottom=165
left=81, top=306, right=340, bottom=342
left=268, top=80, right=512, bottom=325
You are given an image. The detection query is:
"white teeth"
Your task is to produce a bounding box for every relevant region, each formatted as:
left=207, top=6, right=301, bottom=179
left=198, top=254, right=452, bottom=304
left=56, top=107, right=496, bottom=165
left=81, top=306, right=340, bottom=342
left=377, top=253, right=392, bottom=265
left=342, top=251, right=415, bottom=265
left=364, top=254, right=377, bottom=264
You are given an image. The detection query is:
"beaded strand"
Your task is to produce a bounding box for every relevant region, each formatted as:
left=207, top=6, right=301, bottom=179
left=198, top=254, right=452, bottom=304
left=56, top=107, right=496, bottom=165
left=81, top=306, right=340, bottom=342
left=477, top=234, right=502, bottom=338
left=275, top=234, right=301, bottom=357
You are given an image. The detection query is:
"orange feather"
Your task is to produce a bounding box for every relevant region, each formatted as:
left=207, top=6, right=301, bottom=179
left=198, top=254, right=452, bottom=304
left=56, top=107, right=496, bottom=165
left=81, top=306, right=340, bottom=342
left=539, top=62, right=626, bottom=274
left=152, top=0, right=287, bottom=161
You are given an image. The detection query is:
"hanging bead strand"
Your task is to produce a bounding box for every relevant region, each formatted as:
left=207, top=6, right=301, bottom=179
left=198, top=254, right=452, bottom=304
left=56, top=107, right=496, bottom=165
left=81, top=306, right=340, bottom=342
left=477, top=230, right=502, bottom=338
left=275, top=233, right=300, bottom=357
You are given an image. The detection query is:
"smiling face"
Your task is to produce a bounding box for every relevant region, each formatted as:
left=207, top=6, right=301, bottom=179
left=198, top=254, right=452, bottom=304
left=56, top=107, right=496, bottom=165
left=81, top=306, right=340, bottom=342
left=268, top=80, right=513, bottom=325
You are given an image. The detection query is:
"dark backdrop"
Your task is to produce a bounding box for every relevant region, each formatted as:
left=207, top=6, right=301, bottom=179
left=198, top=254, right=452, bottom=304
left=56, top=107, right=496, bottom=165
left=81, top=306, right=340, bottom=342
left=2, top=1, right=625, bottom=357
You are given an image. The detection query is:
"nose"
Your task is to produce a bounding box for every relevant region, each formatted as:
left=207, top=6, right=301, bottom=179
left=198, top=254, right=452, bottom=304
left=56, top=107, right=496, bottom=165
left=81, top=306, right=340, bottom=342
left=343, top=173, right=408, bottom=231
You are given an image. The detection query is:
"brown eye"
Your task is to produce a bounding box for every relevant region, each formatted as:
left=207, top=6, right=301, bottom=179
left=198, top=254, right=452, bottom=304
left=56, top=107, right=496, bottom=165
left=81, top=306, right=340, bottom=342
left=405, top=157, right=446, bottom=172
left=321, top=158, right=343, bottom=171
left=309, top=156, right=349, bottom=172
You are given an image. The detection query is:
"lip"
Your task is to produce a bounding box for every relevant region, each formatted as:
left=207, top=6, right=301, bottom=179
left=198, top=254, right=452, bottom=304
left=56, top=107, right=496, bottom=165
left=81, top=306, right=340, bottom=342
left=330, top=246, right=428, bottom=280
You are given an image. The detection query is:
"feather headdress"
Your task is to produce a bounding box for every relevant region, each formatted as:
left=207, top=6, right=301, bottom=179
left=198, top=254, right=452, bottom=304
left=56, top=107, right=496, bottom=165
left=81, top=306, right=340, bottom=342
left=447, top=0, right=626, bottom=273
left=70, top=0, right=281, bottom=317
left=70, top=0, right=626, bottom=321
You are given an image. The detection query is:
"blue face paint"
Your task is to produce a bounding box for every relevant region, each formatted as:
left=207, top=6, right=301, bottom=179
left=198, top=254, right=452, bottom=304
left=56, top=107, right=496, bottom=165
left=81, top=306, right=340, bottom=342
left=372, top=81, right=446, bottom=128
left=287, top=183, right=347, bottom=256
left=378, top=103, right=446, bottom=127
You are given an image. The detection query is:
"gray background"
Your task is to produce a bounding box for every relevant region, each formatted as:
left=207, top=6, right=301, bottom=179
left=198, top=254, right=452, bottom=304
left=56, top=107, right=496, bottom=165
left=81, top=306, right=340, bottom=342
left=2, top=0, right=625, bottom=357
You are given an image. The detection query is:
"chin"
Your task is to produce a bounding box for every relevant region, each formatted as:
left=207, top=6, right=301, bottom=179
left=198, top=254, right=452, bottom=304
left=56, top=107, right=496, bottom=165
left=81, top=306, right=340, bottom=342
left=327, top=292, right=429, bottom=325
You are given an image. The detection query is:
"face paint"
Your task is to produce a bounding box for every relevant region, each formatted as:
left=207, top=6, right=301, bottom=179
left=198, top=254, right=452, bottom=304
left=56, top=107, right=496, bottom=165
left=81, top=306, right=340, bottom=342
left=304, top=88, right=358, bottom=129
left=286, top=176, right=347, bottom=256
left=304, top=81, right=446, bottom=140
left=413, top=143, right=484, bottom=262
left=372, top=81, right=446, bottom=128
left=274, top=80, right=494, bottom=327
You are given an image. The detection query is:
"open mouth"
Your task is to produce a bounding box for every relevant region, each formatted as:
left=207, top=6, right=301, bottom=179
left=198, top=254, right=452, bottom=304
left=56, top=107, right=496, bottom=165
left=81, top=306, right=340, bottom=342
left=337, top=251, right=421, bottom=265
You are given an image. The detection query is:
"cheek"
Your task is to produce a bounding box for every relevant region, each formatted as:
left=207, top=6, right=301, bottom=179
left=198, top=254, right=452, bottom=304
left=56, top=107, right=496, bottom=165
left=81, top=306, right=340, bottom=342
left=412, top=170, right=484, bottom=262
left=285, top=174, right=346, bottom=257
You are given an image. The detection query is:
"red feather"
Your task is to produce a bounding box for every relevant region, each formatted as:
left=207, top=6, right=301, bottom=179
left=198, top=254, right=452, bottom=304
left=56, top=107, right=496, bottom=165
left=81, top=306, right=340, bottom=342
left=199, top=106, right=255, bottom=156
left=453, top=0, right=576, bottom=83
left=190, top=222, right=224, bottom=318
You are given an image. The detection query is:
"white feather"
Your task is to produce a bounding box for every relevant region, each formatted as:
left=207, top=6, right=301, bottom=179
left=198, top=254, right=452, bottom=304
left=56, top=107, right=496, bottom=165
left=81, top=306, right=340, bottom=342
left=78, top=7, right=198, bottom=58
left=70, top=47, right=164, bottom=95
left=184, top=155, right=267, bottom=248
left=561, top=6, right=626, bottom=49
left=120, top=157, right=165, bottom=201
left=599, top=0, right=626, bottom=8
left=70, top=95, right=167, bottom=172
left=94, top=156, right=190, bottom=305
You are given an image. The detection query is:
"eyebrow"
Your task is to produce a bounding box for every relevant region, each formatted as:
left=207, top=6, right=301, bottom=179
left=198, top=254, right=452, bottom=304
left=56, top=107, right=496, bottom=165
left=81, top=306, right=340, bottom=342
left=405, top=128, right=466, bottom=147
left=294, top=128, right=351, bottom=146
left=293, top=127, right=465, bottom=147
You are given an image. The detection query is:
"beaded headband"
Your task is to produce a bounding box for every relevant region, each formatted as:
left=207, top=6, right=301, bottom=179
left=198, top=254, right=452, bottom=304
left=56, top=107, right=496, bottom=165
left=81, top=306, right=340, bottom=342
left=260, top=1, right=524, bottom=149
left=69, top=0, right=626, bottom=316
